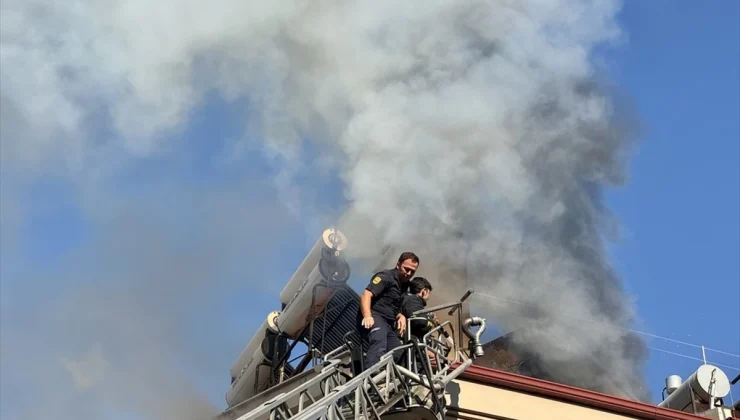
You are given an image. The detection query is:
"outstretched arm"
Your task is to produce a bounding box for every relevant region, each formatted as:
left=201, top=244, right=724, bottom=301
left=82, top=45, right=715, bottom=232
left=360, top=290, right=375, bottom=328
left=361, top=273, right=387, bottom=329
left=360, top=290, right=373, bottom=318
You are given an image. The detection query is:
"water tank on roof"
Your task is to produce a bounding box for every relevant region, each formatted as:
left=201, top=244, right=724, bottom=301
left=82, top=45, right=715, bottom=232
left=658, top=364, right=731, bottom=412
left=278, top=228, right=348, bottom=306
left=665, top=375, right=682, bottom=395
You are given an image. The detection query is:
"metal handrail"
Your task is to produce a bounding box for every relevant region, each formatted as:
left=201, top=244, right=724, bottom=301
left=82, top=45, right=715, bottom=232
left=228, top=308, right=483, bottom=420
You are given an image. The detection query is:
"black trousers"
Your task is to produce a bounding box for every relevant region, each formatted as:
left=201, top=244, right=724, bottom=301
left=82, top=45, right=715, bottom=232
left=359, top=316, right=403, bottom=368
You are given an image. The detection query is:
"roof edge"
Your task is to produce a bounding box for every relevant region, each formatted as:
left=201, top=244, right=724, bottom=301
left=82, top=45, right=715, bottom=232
left=453, top=363, right=706, bottom=420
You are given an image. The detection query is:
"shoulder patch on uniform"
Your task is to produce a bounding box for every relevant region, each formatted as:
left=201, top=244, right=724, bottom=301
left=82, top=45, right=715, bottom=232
left=372, top=276, right=382, bottom=284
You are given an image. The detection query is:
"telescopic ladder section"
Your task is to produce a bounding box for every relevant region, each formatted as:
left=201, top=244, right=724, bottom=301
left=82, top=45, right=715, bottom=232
left=232, top=349, right=405, bottom=420
left=287, top=350, right=411, bottom=420
left=231, top=316, right=481, bottom=420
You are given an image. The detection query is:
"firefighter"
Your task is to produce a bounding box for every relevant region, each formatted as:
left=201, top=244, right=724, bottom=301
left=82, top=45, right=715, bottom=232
left=357, top=252, right=420, bottom=368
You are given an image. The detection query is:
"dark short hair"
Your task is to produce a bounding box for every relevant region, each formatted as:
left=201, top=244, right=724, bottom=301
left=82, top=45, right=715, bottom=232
left=397, top=252, right=420, bottom=265
left=409, top=277, right=432, bottom=294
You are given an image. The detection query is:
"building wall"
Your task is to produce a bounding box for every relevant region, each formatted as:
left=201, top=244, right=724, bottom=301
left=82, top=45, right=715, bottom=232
left=446, top=378, right=642, bottom=420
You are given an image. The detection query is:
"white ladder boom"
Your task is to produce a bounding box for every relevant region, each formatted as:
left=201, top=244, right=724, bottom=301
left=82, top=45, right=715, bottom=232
left=230, top=342, right=473, bottom=420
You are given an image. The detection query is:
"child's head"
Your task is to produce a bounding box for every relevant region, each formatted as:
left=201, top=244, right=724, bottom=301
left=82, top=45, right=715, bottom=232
left=409, top=277, right=433, bottom=301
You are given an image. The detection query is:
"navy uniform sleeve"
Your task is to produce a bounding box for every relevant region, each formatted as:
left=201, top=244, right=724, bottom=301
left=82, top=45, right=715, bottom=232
left=365, top=272, right=389, bottom=297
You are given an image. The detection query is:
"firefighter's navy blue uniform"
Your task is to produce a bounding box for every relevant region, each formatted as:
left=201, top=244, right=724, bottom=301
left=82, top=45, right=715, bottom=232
left=357, top=268, right=408, bottom=368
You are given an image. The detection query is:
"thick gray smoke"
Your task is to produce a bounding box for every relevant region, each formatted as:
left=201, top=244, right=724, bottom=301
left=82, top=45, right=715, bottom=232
left=0, top=179, right=302, bottom=419
left=1, top=0, right=650, bottom=412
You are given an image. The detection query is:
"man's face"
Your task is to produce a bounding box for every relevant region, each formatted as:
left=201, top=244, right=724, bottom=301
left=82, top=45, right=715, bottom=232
left=397, top=259, right=418, bottom=282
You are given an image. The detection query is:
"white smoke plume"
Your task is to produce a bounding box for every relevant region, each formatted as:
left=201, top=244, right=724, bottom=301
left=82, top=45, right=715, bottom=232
left=1, top=0, right=651, bottom=413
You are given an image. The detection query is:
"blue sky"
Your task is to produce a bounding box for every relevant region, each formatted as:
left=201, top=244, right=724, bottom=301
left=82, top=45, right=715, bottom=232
left=606, top=0, right=740, bottom=403
left=0, top=1, right=738, bottom=418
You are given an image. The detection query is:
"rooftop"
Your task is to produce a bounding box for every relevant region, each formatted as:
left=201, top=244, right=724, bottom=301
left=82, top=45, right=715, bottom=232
left=453, top=363, right=733, bottom=420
